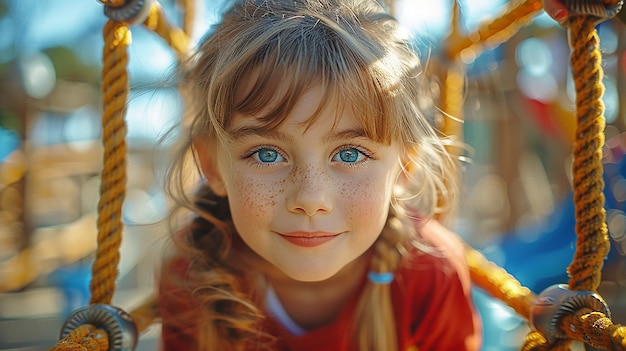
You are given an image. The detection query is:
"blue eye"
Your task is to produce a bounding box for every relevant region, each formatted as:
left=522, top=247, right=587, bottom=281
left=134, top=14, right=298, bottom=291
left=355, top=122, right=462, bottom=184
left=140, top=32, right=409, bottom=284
left=335, top=147, right=363, bottom=163
left=254, top=148, right=284, bottom=163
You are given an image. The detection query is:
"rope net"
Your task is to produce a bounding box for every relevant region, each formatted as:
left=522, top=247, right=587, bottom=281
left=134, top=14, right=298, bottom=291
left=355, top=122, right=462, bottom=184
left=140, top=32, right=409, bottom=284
left=48, top=0, right=625, bottom=350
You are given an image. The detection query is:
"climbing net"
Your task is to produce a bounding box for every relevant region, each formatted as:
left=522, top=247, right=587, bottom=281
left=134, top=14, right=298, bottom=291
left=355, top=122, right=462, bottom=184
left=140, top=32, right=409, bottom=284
left=48, top=0, right=626, bottom=350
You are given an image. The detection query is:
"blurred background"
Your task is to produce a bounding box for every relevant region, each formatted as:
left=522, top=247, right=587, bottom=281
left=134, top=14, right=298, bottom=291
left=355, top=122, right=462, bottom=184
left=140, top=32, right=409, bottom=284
left=0, top=0, right=624, bottom=350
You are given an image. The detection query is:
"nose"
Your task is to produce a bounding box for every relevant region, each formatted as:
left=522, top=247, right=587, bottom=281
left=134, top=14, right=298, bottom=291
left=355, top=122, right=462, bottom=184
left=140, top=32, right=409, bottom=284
left=287, top=165, right=333, bottom=216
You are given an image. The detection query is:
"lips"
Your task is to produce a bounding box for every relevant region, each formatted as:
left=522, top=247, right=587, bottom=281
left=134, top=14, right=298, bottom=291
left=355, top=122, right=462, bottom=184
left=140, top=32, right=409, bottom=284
left=278, top=231, right=341, bottom=248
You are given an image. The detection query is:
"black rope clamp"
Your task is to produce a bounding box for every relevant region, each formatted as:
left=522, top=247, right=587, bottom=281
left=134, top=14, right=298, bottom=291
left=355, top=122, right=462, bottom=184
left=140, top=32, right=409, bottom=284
left=61, top=304, right=138, bottom=351
left=530, top=284, right=611, bottom=342
left=563, top=0, right=624, bottom=21
left=103, top=0, right=155, bottom=26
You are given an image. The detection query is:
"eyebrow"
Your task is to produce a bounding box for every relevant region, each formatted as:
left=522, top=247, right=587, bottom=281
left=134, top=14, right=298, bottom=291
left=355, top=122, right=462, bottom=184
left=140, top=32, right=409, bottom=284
left=228, top=125, right=370, bottom=143
left=326, top=128, right=369, bottom=142
left=229, top=126, right=293, bottom=142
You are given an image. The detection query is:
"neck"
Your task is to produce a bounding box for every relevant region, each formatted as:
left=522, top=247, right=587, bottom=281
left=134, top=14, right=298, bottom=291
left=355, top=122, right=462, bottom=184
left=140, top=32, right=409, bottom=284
left=263, top=252, right=370, bottom=331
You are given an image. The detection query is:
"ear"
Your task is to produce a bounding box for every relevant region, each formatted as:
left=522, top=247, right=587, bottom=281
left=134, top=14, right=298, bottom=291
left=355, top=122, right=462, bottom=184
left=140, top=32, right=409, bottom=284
left=193, top=140, right=228, bottom=197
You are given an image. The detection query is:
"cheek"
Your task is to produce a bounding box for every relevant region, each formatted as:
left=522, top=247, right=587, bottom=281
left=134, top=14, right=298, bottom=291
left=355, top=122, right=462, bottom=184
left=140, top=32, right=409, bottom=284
left=340, top=174, right=393, bottom=221
left=227, top=174, right=285, bottom=220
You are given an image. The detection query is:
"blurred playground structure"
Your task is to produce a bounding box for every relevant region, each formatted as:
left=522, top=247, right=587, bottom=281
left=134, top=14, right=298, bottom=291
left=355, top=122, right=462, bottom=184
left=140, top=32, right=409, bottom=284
left=0, top=0, right=626, bottom=350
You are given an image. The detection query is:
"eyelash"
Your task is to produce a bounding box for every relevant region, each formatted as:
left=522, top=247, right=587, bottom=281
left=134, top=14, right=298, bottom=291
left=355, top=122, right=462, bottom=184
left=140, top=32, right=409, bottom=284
left=240, top=144, right=376, bottom=167
left=241, top=145, right=287, bottom=167
left=333, top=145, right=375, bottom=166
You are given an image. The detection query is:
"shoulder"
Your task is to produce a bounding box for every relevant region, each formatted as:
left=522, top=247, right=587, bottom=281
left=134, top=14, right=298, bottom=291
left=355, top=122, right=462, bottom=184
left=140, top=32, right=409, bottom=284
left=398, top=218, right=470, bottom=288
left=391, top=218, right=482, bottom=351
left=413, top=218, right=467, bottom=260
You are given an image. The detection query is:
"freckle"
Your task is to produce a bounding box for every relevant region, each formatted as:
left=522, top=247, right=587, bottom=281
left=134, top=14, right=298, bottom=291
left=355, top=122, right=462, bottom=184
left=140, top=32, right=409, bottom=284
left=267, top=194, right=275, bottom=205
left=277, top=179, right=287, bottom=193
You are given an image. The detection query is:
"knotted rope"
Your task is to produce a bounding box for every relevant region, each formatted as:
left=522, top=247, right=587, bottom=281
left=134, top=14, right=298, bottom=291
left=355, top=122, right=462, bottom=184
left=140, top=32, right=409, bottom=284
left=49, top=0, right=190, bottom=349
left=50, top=12, right=131, bottom=351
left=520, top=4, right=625, bottom=350
left=49, top=324, right=109, bottom=351
left=566, top=15, right=610, bottom=294
left=90, top=18, right=130, bottom=307
left=89, top=0, right=190, bottom=311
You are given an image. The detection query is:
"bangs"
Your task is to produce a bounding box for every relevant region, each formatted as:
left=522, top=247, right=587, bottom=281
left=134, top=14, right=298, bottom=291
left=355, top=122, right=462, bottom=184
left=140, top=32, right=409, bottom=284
left=230, top=13, right=401, bottom=144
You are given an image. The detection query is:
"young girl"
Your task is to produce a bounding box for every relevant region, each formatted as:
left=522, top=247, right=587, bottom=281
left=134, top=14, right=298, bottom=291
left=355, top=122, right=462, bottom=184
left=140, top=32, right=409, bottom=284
left=158, top=0, right=482, bottom=350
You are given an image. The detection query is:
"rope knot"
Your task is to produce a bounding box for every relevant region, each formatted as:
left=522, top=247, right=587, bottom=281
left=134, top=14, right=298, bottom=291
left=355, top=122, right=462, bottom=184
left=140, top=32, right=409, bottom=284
left=530, top=284, right=610, bottom=342
left=102, top=0, right=155, bottom=26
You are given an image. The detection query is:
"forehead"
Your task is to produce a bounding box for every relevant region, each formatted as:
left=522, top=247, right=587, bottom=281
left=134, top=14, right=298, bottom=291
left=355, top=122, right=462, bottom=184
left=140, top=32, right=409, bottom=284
left=231, top=66, right=351, bottom=129
left=224, top=39, right=398, bottom=144
left=232, top=76, right=358, bottom=134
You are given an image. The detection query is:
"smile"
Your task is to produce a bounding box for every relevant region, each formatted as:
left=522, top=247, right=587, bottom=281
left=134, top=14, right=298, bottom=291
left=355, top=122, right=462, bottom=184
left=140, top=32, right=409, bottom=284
left=278, top=232, right=342, bottom=248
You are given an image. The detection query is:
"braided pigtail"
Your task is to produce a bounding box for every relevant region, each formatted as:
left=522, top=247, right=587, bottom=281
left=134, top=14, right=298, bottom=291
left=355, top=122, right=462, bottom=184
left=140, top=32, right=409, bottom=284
left=191, top=196, right=264, bottom=350
left=352, top=207, right=412, bottom=351
left=164, top=185, right=273, bottom=351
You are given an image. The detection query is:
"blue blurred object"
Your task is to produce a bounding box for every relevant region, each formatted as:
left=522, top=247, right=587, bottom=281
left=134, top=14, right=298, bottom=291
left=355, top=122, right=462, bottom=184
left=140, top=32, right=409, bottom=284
left=0, top=127, right=20, bottom=161
left=473, top=288, right=529, bottom=351
left=481, top=194, right=576, bottom=293
left=47, top=259, right=92, bottom=317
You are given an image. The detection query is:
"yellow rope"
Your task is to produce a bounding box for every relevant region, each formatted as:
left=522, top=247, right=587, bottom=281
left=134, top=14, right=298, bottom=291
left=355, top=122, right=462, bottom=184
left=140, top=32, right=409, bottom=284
left=520, top=8, right=624, bottom=351
left=143, top=3, right=190, bottom=59
left=522, top=308, right=626, bottom=351
left=48, top=324, right=109, bottom=351
left=48, top=0, right=185, bottom=348
left=179, top=0, right=195, bottom=39
left=561, top=310, right=626, bottom=350
left=465, top=246, right=536, bottom=318
left=443, top=0, right=543, bottom=60
left=48, top=12, right=132, bottom=351
left=89, top=20, right=130, bottom=306
left=521, top=333, right=572, bottom=351
left=566, top=15, right=610, bottom=293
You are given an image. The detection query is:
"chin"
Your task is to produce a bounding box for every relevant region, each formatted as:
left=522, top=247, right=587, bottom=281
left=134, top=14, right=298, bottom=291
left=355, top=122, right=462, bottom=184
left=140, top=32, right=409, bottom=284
left=280, top=265, right=343, bottom=283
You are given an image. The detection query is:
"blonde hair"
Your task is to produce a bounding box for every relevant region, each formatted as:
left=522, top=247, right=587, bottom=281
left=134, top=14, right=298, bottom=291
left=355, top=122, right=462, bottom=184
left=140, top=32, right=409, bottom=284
left=164, top=0, right=461, bottom=350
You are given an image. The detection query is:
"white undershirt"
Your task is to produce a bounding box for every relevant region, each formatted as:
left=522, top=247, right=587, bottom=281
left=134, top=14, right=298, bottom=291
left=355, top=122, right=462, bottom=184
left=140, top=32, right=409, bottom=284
left=265, top=285, right=306, bottom=336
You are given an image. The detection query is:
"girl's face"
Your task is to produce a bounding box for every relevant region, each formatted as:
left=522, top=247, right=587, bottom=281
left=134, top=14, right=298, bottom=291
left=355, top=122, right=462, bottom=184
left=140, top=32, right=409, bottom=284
left=203, top=82, right=404, bottom=282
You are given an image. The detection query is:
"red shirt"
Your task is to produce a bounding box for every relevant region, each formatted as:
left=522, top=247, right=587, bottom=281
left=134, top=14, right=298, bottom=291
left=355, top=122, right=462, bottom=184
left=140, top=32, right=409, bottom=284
left=159, top=219, right=481, bottom=351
